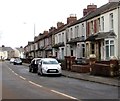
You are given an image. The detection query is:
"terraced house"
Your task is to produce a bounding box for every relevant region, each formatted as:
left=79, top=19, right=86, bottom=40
left=85, top=1, right=120, bottom=60
left=52, top=16, right=77, bottom=59
left=24, top=0, right=120, bottom=61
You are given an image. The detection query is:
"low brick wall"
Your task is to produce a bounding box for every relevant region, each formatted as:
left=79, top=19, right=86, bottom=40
left=90, top=63, right=110, bottom=76
left=96, top=61, right=110, bottom=65
left=90, top=63, right=119, bottom=77
left=71, top=65, right=90, bottom=73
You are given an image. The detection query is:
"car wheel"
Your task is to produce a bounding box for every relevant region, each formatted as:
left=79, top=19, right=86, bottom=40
left=32, top=68, right=36, bottom=73
left=29, top=67, right=32, bottom=72
left=37, top=70, right=40, bottom=75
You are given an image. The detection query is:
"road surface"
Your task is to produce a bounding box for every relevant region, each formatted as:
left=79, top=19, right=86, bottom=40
left=1, top=61, right=119, bottom=101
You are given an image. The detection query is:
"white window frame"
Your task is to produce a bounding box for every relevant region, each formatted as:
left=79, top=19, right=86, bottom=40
left=59, top=34, right=61, bottom=43
left=82, top=23, right=84, bottom=36
left=70, top=28, right=73, bottom=39
left=105, top=38, right=115, bottom=60
left=101, top=16, right=104, bottom=31
left=62, top=32, right=64, bottom=42
left=109, top=13, right=114, bottom=31
left=98, top=18, right=101, bottom=32
left=90, top=21, right=94, bottom=34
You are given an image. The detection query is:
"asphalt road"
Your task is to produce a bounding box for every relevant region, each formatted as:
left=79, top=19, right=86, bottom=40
left=1, top=61, right=119, bottom=100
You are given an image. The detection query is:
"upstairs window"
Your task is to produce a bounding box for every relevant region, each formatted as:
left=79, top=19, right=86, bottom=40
left=110, top=13, right=114, bottom=30
left=75, top=25, right=79, bottom=38
left=82, top=23, right=85, bottom=36
left=98, top=18, right=101, bottom=32
left=59, top=34, right=61, bottom=43
left=62, top=32, right=64, bottom=42
left=101, top=16, right=104, bottom=31
left=70, top=28, right=73, bottom=39
left=76, top=25, right=79, bottom=37
left=90, top=21, right=94, bottom=34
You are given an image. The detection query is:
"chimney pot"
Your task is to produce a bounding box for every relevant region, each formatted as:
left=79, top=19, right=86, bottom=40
left=83, top=4, right=97, bottom=16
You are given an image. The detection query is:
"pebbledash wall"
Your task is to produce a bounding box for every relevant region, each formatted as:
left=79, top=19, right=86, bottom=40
left=118, top=4, right=120, bottom=59
left=24, top=1, right=120, bottom=61
left=100, top=4, right=120, bottom=60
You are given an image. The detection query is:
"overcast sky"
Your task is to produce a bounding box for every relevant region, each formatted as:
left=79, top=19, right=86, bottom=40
left=0, top=0, right=108, bottom=48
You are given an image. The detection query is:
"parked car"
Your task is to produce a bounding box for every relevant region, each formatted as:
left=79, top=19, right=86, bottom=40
left=37, top=58, right=62, bottom=76
left=29, top=58, right=41, bottom=73
left=10, top=58, right=15, bottom=63
left=75, top=58, right=88, bottom=65
left=13, top=58, right=22, bottom=65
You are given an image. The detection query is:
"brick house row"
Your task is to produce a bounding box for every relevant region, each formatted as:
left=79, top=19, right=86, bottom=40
left=24, top=1, right=120, bottom=61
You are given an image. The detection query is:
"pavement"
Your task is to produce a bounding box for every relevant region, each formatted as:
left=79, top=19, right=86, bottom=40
left=23, top=63, right=119, bottom=87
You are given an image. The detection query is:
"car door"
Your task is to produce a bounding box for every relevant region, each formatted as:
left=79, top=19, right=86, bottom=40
left=38, top=60, right=42, bottom=72
left=31, top=60, right=35, bottom=68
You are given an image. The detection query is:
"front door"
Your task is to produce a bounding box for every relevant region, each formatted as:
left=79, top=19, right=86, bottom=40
left=98, top=41, right=101, bottom=61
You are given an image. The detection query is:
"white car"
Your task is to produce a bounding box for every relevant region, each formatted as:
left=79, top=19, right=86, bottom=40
left=10, top=58, right=15, bottom=63
left=37, top=58, right=62, bottom=76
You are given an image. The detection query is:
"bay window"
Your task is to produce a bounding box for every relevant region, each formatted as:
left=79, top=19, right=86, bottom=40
left=105, top=39, right=115, bottom=60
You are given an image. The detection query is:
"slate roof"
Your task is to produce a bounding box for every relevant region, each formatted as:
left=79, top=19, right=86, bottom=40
left=0, top=47, right=13, bottom=51
left=69, top=2, right=120, bottom=27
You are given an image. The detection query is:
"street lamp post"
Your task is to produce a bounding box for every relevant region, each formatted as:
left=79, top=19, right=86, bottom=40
left=33, top=23, right=36, bottom=58
left=23, top=22, right=36, bottom=58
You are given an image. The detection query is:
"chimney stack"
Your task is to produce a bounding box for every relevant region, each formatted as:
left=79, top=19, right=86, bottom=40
left=43, top=30, right=48, bottom=35
left=49, top=26, right=56, bottom=32
left=83, top=4, right=97, bottom=16
left=67, top=14, right=77, bottom=24
left=57, top=22, right=64, bottom=28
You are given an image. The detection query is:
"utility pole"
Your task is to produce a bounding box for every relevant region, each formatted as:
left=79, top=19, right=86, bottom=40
left=34, top=23, right=36, bottom=58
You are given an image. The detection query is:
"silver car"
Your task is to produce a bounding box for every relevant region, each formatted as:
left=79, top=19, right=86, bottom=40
left=37, top=58, right=62, bottom=76
left=13, top=58, right=22, bottom=65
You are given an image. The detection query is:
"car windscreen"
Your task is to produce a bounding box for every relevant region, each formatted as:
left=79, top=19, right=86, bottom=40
left=43, top=60, right=58, bottom=64
left=15, top=58, right=21, bottom=61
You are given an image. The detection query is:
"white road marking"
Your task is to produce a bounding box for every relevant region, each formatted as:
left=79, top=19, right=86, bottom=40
left=12, top=70, right=15, bottom=73
left=19, top=76, right=26, bottom=80
left=8, top=68, right=12, bottom=71
left=14, top=73, right=18, bottom=76
left=29, top=81, right=43, bottom=88
left=7, top=66, right=78, bottom=100
left=51, top=90, right=78, bottom=100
